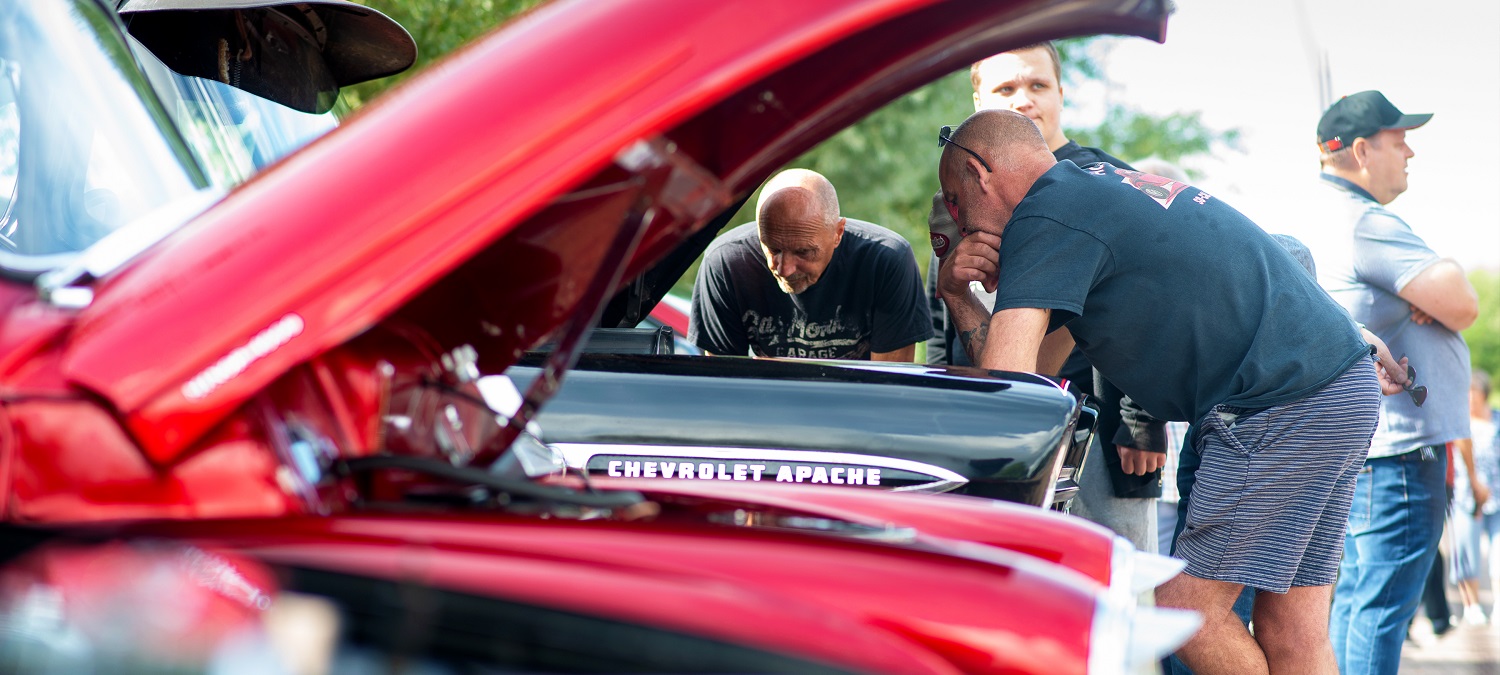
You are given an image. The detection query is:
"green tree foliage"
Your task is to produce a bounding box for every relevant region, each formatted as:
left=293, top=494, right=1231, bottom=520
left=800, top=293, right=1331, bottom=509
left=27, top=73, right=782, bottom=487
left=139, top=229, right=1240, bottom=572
left=1070, top=108, right=1240, bottom=167
left=668, top=37, right=1239, bottom=296
left=342, top=0, right=547, bottom=109
left=716, top=70, right=975, bottom=267
left=337, top=6, right=1237, bottom=300
left=1465, top=269, right=1500, bottom=400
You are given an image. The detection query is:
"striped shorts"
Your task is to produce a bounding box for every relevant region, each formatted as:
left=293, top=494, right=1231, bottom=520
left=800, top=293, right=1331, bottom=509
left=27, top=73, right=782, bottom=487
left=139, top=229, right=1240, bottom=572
left=1176, top=356, right=1381, bottom=593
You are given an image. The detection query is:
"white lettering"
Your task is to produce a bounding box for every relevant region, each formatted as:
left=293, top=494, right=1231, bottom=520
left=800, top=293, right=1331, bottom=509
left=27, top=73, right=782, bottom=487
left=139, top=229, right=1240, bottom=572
left=848, top=468, right=864, bottom=485
left=677, top=462, right=692, bottom=479
left=182, top=313, right=305, bottom=400
left=750, top=465, right=766, bottom=480
left=794, top=466, right=812, bottom=482
left=811, top=467, right=829, bottom=484
left=661, top=462, right=677, bottom=478
left=831, top=468, right=845, bottom=484
left=608, top=461, right=622, bottom=477
left=643, top=462, right=657, bottom=478
left=698, top=463, right=714, bottom=480
left=717, top=464, right=731, bottom=480
left=623, top=461, right=641, bottom=478
left=733, top=464, right=748, bottom=481
left=776, top=466, right=794, bottom=482
left=868, top=469, right=881, bottom=486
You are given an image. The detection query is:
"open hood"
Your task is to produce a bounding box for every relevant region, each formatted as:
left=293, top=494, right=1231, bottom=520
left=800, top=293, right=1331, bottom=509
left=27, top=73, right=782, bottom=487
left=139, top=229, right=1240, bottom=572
left=60, top=0, right=1168, bottom=462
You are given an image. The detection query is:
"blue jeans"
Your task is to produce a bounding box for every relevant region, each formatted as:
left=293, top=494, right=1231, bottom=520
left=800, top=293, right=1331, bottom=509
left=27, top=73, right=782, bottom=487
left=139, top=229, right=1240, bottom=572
left=1329, top=447, right=1447, bottom=675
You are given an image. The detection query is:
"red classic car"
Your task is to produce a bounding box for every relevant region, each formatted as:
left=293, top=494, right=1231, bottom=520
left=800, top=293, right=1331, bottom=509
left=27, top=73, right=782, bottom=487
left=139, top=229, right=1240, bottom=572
left=0, top=0, right=1196, bottom=672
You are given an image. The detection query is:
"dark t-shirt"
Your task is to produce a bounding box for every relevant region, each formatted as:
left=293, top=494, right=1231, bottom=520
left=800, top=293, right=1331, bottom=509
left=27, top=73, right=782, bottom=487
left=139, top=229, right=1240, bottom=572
left=689, top=219, right=932, bottom=359
left=996, top=161, right=1368, bottom=422
left=926, top=143, right=1165, bottom=496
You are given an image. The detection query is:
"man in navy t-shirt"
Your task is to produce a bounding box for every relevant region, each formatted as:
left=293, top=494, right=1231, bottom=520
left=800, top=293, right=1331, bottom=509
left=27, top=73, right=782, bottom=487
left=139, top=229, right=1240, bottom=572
left=689, top=169, right=931, bottom=360
left=924, top=41, right=1169, bottom=557
left=934, top=109, right=1404, bottom=674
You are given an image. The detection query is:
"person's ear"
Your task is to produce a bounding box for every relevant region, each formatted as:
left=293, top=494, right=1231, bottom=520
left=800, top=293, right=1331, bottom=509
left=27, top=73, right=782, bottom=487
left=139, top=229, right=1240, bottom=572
left=834, top=217, right=846, bottom=244
left=1352, top=137, right=1370, bottom=169
left=967, top=156, right=986, bottom=183
left=971, top=157, right=997, bottom=195
left=972, top=90, right=983, bottom=111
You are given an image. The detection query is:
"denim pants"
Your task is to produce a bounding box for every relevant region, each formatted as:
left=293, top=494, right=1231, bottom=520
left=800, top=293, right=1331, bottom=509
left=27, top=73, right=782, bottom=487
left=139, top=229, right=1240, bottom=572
left=1329, top=447, right=1448, bottom=675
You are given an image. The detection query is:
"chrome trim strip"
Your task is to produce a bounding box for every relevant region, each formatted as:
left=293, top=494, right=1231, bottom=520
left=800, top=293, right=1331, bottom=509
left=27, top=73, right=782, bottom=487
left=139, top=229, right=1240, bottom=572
left=552, top=443, right=968, bottom=493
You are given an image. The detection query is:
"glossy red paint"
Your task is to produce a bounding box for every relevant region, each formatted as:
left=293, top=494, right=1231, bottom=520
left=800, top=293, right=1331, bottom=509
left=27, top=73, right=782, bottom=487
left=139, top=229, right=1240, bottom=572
left=1, top=0, right=1176, bottom=668
left=612, top=478, right=1118, bottom=585
left=648, top=293, right=692, bottom=336
left=118, top=513, right=1100, bottom=675
left=52, top=0, right=1165, bottom=465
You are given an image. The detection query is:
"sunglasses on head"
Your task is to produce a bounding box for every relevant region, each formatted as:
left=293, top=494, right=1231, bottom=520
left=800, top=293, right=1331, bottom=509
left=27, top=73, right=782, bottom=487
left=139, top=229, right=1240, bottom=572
left=938, top=125, right=992, bottom=222
left=938, top=125, right=992, bottom=172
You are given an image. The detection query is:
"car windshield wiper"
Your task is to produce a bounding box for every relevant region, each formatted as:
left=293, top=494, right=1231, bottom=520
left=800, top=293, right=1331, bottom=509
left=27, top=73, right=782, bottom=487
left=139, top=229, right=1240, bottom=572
left=332, top=455, right=644, bottom=510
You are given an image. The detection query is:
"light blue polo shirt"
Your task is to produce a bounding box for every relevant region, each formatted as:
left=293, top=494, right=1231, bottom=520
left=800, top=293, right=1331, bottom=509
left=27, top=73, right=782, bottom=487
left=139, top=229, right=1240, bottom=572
left=1306, top=174, right=1471, bottom=458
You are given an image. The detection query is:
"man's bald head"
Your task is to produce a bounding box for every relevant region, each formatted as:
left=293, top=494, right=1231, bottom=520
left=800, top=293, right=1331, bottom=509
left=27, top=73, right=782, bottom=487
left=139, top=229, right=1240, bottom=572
left=754, top=169, right=847, bottom=295
left=757, top=168, right=841, bottom=225
left=938, top=110, right=1057, bottom=240
left=939, top=109, right=1052, bottom=178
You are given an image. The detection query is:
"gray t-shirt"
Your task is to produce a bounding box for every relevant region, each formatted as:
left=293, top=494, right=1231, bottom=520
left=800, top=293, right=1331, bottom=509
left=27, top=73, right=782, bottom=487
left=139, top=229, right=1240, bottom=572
left=1304, top=174, right=1471, bottom=457
left=689, top=219, right=931, bottom=359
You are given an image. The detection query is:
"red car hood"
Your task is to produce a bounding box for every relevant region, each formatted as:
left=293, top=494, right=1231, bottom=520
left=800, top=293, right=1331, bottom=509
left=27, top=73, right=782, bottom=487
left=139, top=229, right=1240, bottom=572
left=615, top=478, right=1120, bottom=583
left=60, top=0, right=1167, bottom=462
left=103, top=512, right=1103, bottom=675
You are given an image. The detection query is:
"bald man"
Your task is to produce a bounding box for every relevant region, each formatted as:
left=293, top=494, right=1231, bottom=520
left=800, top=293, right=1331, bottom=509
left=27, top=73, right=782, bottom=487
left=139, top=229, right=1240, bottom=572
left=927, top=41, right=1169, bottom=557
left=936, top=109, right=1402, bottom=674
left=689, top=169, right=930, bottom=360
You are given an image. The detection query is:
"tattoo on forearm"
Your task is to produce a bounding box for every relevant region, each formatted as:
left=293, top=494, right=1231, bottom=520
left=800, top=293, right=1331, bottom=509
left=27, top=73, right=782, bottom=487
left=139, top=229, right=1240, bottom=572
left=958, top=319, right=990, bottom=363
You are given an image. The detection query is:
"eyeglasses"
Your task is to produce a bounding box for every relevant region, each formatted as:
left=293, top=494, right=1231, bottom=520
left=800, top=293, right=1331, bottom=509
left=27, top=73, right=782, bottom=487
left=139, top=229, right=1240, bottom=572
left=1404, top=364, right=1428, bottom=407
left=939, top=125, right=992, bottom=172
left=938, top=125, right=991, bottom=222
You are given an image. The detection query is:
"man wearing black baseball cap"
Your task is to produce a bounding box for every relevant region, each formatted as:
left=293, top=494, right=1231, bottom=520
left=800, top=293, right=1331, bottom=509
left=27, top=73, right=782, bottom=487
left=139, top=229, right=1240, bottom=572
left=1308, top=91, right=1483, bottom=675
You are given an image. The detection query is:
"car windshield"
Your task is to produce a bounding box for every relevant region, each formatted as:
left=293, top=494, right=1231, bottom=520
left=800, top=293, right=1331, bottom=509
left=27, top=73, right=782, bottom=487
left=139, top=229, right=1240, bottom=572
left=0, top=1, right=336, bottom=276
left=133, top=41, right=338, bottom=189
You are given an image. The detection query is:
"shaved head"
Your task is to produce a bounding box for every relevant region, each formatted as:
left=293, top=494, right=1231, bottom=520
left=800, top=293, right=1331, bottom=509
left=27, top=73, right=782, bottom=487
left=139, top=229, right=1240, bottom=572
left=754, top=169, right=846, bottom=295
left=939, top=109, right=1051, bottom=178
left=757, top=168, right=841, bottom=225
left=938, top=109, right=1057, bottom=240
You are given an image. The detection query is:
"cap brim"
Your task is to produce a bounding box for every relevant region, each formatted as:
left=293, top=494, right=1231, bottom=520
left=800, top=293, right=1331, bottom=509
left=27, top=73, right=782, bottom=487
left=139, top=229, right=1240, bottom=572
left=118, top=0, right=416, bottom=87
left=1386, top=112, right=1432, bottom=131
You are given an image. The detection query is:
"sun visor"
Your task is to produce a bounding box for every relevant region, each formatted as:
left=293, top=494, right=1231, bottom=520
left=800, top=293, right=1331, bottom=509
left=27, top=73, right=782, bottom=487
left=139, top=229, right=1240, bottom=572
left=118, top=0, right=417, bottom=114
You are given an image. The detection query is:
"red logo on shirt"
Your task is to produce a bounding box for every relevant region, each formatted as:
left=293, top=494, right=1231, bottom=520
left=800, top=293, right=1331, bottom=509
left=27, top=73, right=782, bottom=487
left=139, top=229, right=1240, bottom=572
left=1115, top=169, right=1192, bottom=209
left=930, top=232, right=951, bottom=258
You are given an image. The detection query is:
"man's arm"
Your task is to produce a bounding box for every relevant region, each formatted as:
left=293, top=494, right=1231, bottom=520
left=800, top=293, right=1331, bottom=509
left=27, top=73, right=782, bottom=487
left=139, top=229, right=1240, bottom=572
left=1455, top=438, right=1492, bottom=516
left=977, top=307, right=1050, bottom=372
left=865, top=235, right=932, bottom=364
left=923, top=253, right=949, bottom=365
left=1114, top=392, right=1168, bottom=476
left=687, top=251, right=751, bottom=356
left=1036, top=326, right=1074, bottom=375
left=1360, top=327, right=1410, bottom=394
left=936, top=232, right=1002, bottom=363
left=872, top=344, right=917, bottom=362
left=1398, top=259, right=1479, bottom=332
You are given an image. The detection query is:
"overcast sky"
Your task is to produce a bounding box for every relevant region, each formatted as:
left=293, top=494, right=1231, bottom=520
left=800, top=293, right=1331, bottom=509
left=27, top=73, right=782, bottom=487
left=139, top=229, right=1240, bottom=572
left=1075, top=0, right=1500, bottom=272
